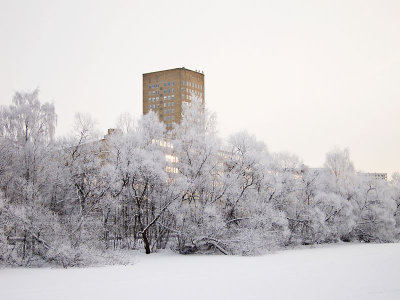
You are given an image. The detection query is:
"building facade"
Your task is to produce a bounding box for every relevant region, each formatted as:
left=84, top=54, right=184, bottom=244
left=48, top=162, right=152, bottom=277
left=143, top=67, right=205, bottom=129
left=359, top=172, right=388, bottom=181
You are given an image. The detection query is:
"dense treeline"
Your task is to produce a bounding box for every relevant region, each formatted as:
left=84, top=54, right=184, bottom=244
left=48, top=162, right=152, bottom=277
left=0, top=90, right=399, bottom=267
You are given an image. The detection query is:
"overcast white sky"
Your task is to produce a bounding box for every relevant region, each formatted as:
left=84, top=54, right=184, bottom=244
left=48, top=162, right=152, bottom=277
left=0, top=0, right=399, bottom=175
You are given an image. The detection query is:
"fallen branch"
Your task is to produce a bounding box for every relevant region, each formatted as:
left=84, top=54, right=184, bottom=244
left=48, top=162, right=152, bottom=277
left=226, top=217, right=250, bottom=226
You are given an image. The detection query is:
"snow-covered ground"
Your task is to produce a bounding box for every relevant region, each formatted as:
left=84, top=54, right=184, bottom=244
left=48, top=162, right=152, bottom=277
left=1, top=243, right=400, bottom=300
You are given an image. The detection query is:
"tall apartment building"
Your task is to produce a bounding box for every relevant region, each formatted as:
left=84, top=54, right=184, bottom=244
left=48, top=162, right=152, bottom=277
left=143, top=67, right=205, bottom=129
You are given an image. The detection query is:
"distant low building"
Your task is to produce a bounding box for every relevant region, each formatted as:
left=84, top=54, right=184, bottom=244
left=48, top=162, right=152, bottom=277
left=308, top=168, right=388, bottom=181
left=359, top=172, right=387, bottom=181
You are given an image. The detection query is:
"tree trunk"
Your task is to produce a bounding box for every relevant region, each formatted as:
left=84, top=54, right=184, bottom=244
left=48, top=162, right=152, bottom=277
left=142, top=231, right=151, bottom=254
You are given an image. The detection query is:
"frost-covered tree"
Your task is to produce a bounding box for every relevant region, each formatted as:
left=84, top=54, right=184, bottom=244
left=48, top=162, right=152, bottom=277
left=351, top=176, right=396, bottom=242
left=105, top=111, right=181, bottom=253
left=0, top=90, right=80, bottom=266
left=323, top=148, right=356, bottom=200
left=391, top=173, right=400, bottom=231
left=170, top=97, right=229, bottom=253
left=116, top=112, right=135, bottom=134
left=0, top=89, right=56, bottom=144
left=0, top=89, right=56, bottom=201
left=60, top=115, right=105, bottom=248
left=220, top=133, right=289, bottom=254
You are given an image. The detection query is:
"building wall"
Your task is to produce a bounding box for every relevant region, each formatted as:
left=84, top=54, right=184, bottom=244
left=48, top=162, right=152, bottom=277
left=360, top=172, right=388, bottom=181
left=143, top=67, right=205, bottom=129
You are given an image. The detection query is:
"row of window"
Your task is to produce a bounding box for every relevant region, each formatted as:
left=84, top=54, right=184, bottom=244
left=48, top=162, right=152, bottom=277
left=164, top=109, right=175, bottom=114
left=148, top=81, right=202, bottom=90
left=152, top=139, right=173, bottom=149
left=165, top=166, right=178, bottom=174
left=148, top=88, right=174, bottom=95
left=149, top=104, right=159, bottom=109
left=149, top=100, right=189, bottom=110
left=148, top=95, right=175, bottom=102
left=148, top=103, right=175, bottom=110
left=165, top=154, right=178, bottom=163
left=164, top=115, right=175, bottom=121
left=182, top=94, right=202, bottom=100
left=164, top=101, right=174, bottom=107
left=149, top=82, right=175, bottom=89
left=181, top=88, right=203, bottom=96
left=181, top=81, right=203, bottom=90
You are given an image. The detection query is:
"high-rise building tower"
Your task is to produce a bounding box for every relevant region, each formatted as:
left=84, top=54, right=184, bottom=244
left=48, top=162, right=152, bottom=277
left=143, top=67, right=205, bottom=129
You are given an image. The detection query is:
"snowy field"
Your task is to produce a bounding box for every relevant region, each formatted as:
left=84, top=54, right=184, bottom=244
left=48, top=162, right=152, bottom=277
left=1, top=243, right=400, bottom=300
